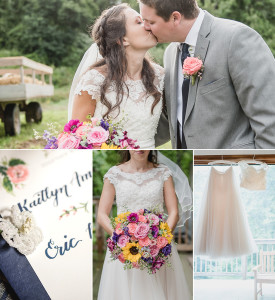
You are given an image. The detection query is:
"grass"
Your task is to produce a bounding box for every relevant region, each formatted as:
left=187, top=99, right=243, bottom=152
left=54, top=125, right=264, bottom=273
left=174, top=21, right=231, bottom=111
left=0, top=86, right=69, bottom=149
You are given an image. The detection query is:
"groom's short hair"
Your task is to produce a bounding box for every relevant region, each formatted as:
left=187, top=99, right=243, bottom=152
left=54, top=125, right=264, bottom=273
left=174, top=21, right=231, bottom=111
left=139, top=0, right=199, bottom=21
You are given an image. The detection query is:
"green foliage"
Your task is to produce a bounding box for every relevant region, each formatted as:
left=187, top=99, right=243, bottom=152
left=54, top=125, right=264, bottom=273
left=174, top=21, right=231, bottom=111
left=8, top=159, right=26, bottom=166
left=3, top=176, right=13, bottom=193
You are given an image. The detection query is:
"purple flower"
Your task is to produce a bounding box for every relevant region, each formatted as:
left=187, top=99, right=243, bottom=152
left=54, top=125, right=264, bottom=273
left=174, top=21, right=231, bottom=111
left=161, top=244, right=172, bottom=256
left=144, top=209, right=151, bottom=214
left=100, top=120, right=109, bottom=131
left=112, top=232, right=120, bottom=243
left=151, top=225, right=159, bottom=238
left=127, top=213, right=139, bottom=223
left=64, top=120, right=82, bottom=133
left=44, top=136, right=58, bottom=149
left=78, top=144, right=93, bottom=149
left=123, top=226, right=131, bottom=236
left=142, top=257, right=153, bottom=264
left=152, top=258, right=165, bottom=271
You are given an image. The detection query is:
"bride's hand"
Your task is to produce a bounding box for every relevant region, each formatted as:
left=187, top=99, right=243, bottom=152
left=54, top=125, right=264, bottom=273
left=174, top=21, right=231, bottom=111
left=72, top=91, right=96, bottom=122
left=164, top=176, right=179, bottom=232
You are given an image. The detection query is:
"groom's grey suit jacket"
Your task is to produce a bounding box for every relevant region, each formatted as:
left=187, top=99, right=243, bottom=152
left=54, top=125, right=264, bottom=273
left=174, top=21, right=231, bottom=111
left=162, top=11, right=275, bottom=149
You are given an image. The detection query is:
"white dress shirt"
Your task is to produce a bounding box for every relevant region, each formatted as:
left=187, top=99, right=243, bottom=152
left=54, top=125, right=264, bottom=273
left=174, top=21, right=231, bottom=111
left=177, top=9, right=205, bottom=141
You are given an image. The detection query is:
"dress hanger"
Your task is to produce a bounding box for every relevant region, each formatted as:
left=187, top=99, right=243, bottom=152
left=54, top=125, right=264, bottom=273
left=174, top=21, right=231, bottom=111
left=238, top=154, right=267, bottom=166
left=208, top=155, right=238, bottom=166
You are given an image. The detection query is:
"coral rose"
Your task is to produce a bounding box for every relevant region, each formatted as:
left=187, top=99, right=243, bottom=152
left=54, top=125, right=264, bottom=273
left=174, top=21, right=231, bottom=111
left=138, top=215, right=147, bottom=223
left=115, top=223, right=123, bottom=235
left=156, top=236, right=168, bottom=249
left=7, top=165, right=29, bottom=184
left=127, top=223, right=138, bottom=235
left=139, top=236, right=151, bottom=248
left=150, top=245, right=159, bottom=257
left=118, top=252, right=125, bottom=263
left=183, top=57, right=203, bottom=76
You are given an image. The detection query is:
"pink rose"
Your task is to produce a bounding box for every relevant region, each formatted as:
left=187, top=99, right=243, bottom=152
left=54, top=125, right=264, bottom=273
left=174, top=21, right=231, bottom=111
left=134, top=223, right=150, bottom=239
left=7, top=165, right=29, bottom=184
left=183, top=57, right=203, bottom=76
left=58, top=133, right=80, bottom=149
left=75, top=124, right=90, bottom=138
left=150, top=239, right=157, bottom=246
left=139, top=236, right=151, bottom=247
left=156, top=236, right=168, bottom=249
left=127, top=223, right=138, bottom=235
left=117, top=235, right=130, bottom=248
left=132, top=262, right=140, bottom=269
left=115, top=223, right=123, bottom=235
left=87, top=126, right=109, bottom=146
left=150, top=245, right=159, bottom=257
left=138, top=215, right=147, bottom=223
left=148, top=214, right=159, bottom=226
left=118, top=253, right=125, bottom=263
left=120, top=139, right=130, bottom=149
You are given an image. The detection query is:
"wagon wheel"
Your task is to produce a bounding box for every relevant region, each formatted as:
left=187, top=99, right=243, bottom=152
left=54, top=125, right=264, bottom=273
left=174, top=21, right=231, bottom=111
left=4, top=104, right=21, bottom=136
left=26, top=102, right=42, bottom=123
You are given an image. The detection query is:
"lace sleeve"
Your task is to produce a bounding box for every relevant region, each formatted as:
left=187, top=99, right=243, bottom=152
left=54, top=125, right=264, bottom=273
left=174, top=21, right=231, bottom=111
left=161, top=164, right=173, bottom=182
left=103, top=166, right=118, bottom=187
left=152, top=63, right=165, bottom=93
left=74, top=69, right=105, bottom=101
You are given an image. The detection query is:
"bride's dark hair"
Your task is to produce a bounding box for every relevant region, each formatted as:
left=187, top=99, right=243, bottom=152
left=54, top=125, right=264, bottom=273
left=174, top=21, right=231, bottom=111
left=90, top=3, right=161, bottom=119
left=119, top=150, right=158, bottom=166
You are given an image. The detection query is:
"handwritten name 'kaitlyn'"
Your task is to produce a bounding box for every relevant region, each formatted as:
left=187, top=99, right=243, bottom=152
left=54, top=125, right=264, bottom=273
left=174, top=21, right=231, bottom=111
left=17, top=184, right=71, bottom=212
left=45, top=235, right=82, bottom=259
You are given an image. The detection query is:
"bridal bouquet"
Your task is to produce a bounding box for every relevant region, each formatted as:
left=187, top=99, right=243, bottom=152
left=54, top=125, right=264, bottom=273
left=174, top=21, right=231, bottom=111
left=34, top=118, right=140, bottom=149
left=107, top=209, right=173, bottom=274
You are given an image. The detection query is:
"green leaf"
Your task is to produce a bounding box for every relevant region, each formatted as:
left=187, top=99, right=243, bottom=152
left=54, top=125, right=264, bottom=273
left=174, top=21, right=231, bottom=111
left=3, top=176, right=13, bottom=193
left=8, top=159, right=26, bottom=166
left=0, top=165, right=7, bottom=176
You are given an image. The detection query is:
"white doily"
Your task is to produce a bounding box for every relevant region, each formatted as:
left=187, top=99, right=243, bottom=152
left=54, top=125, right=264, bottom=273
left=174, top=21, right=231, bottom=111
left=0, top=205, right=43, bottom=255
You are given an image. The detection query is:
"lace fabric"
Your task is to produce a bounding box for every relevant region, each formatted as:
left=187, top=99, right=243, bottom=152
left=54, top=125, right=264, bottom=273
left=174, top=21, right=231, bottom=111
left=104, top=164, right=172, bottom=214
left=0, top=206, right=43, bottom=255
left=239, top=161, right=268, bottom=190
left=74, top=64, right=164, bottom=148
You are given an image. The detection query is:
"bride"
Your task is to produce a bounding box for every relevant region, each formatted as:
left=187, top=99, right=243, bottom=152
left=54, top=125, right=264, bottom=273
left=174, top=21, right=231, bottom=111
left=96, top=150, right=192, bottom=300
left=69, top=4, right=168, bottom=148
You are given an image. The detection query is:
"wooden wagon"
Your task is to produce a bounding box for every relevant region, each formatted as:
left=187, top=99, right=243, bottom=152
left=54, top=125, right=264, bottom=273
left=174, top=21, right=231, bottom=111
left=0, top=56, right=54, bottom=135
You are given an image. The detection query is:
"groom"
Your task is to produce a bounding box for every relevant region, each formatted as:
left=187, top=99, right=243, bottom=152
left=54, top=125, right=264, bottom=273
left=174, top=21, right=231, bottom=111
left=140, top=0, right=275, bottom=149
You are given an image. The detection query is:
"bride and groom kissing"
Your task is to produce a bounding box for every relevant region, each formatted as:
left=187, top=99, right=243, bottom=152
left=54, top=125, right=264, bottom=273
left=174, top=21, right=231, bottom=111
left=70, top=0, right=275, bottom=150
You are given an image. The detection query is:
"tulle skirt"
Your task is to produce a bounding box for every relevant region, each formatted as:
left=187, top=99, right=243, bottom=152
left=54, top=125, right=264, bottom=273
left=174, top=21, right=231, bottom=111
left=195, top=166, right=257, bottom=259
left=97, top=242, right=191, bottom=300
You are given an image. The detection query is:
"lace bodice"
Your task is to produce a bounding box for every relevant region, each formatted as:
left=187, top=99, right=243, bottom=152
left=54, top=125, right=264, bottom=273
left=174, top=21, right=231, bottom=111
left=74, top=64, right=164, bottom=148
left=239, top=161, right=268, bottom=190
left=104, top=164, right=172, bottom=214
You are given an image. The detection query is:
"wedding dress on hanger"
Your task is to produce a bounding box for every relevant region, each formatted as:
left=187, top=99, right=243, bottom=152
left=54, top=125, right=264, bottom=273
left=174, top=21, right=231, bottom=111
left=195, top=160, right=258, bottom=259
left=238, top=158, right=268, bottom=191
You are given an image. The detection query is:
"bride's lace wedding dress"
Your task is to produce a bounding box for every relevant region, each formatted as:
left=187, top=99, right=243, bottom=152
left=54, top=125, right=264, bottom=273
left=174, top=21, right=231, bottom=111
left=97, top=164, right=191, bottom=300
left=74, top=64, right=164, bottom=148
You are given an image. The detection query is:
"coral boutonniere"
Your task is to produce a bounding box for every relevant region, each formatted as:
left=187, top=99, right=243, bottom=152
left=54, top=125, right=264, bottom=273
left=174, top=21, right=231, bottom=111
left=182, top=57, right=204, bottom=85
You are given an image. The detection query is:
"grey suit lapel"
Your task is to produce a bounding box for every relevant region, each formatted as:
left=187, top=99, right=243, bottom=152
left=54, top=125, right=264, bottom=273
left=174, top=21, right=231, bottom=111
left=184, top=11, right=214, bottom=124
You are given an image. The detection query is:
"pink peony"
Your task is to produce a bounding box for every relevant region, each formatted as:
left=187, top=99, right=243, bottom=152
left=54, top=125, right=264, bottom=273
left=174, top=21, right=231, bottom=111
left=118, top=253, right=125, bottom=263
left=86, top=126, right=109, bottom=146
left=148, top=214, right=160, bottom=226
left=7, top=165, right=29, bottom=184
left=156, top=236, right=168, bottom=249
left=127, top=223, right=138, bottom=235
left=150, top=245, right=159, bottom=257
left=58, top=133, right=80, bottom=149
left=117, top=235, right=130, bottom=248
left=139, top=236, right=151, bottom=247
left=134, top=223, right=150, bottom=239
left=183, top=57, right=203, bottom=76
left=138, top=215, right=147, bottom=223
left=137, top=209, right=144, bottom=215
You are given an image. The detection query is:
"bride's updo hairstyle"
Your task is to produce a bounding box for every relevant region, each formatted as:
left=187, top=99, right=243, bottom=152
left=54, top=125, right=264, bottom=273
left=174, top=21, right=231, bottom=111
left=90, top=4, right=161, bottom=119
left=119, top=150, right=158, bottom=166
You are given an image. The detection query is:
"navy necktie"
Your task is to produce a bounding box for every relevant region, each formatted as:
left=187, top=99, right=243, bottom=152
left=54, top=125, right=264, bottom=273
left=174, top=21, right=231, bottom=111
left=181, top=43, right=190, bottom=149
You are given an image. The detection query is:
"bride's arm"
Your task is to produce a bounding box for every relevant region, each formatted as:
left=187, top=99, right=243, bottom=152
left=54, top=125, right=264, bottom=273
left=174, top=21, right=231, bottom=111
left=164, top=176, right=179, bottom=232
left=97, top=178, right=116, bottom=236
left=72, top=91, right=96, bottom=122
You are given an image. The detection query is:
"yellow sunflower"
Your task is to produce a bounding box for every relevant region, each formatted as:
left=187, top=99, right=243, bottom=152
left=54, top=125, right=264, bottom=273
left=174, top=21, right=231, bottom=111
left=160, top=222, right=173, bottom=243
left=115, top=211, right=130, bottom=224
left=122, top=242, right=141, bottom=263
left=100, top=143, right=120, bottom=149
